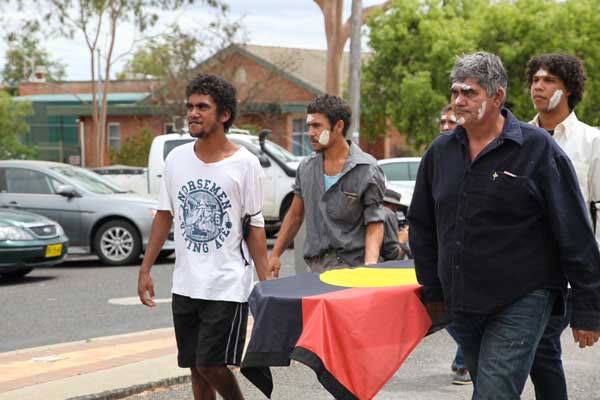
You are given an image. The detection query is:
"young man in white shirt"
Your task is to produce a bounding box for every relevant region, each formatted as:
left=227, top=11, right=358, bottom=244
left=138, top=74, right=271, bottom=400
left=527, top=53, right=600, bottom=400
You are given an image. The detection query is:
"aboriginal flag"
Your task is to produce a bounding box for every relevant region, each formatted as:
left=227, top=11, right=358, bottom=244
left=241, top=260, right=441, bottom=400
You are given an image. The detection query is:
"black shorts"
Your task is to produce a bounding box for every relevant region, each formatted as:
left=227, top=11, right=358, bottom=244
left=172, top=293, right=249, bottom=368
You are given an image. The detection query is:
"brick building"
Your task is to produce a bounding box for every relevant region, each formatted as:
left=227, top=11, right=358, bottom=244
left=198, top=44, right=403, bottom=159
left=15, top=44, right=402, bottom=166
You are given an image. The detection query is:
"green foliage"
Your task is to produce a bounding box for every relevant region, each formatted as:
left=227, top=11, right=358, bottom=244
left=0, top=91, right=38, bottom=159
left=1, top=20, right=66, bottom=87
left=362, top=0, right=600, bottom=153
left=109, top=128, right=153, bottom=166
left=116, top=26, right=200, bottom=80
left=116, top=8, right=242, bottom=119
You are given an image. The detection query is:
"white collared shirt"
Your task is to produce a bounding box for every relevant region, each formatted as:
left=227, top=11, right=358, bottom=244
left=531, top=112, right=600, bottom=244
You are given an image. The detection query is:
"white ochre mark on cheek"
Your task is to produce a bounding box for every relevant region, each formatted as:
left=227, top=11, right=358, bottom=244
left=535, top=69, right=549, bottom=78
left=457, top=117, right=465, bottom=125
left=318, top=129, right=330, bottom=146
left=306, top=114, right=314, bottom=123
left=548, top=89, right=563, bottom=110
left=478, top=101, right=487, bottom=120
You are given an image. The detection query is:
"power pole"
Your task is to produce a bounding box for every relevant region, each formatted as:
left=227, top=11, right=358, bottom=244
left=347, top=0, right=362, bottom=141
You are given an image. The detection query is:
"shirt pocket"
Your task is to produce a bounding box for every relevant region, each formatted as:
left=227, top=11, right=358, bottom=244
left=326, top=189, right=363, bottom=225
left=469, top=171, right=540, bottom=217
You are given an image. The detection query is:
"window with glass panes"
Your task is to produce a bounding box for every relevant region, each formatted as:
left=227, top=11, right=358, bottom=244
left=107, top=123, right=121, bottom=150
left=292, top=118, right=311, bottom=156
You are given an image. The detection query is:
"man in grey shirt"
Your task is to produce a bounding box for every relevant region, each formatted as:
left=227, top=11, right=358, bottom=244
left=268, top=94, right=386, bottom=274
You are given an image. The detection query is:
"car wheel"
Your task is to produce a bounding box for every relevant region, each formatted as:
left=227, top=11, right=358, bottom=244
left=94, top=220, right=142, bottom=266
left=1, top=268, right=33, bottom=278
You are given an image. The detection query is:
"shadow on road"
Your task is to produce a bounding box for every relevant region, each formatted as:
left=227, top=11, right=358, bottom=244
left=0, top=275, right=56, bottom=286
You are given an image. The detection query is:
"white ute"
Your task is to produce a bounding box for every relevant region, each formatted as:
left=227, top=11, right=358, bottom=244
left=147, top=129, right=301, bottom=233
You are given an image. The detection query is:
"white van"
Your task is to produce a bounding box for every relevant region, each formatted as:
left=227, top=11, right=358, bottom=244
left=147, top=129, right=301, bottom=232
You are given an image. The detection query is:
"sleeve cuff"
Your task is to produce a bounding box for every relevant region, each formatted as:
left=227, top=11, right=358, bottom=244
left=570, top=310, right=600, bottom=331
left=363, top=204, right=386, bottom=224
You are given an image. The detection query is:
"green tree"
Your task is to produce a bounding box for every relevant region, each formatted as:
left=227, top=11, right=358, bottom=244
left=116, top=10, right=242, bottom=120
left=1, top=21, right=66, bottom=89
left=109, top=127, right=152, bottom=166
left=362, top=0, right=483, bottom=150
left=26, top=0, right=223, bottom=167
left=362, top=0, right=600, bottom=152
left=0, top=91, right=38, bottom=159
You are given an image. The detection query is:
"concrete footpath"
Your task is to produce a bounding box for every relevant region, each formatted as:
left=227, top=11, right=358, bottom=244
left=0, top=327, right=192, bottom=400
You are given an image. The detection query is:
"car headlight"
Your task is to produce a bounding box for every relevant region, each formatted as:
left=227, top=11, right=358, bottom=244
left=54, top=223, right=65, bottom=236
left=0, top=227, right=35, bottom=241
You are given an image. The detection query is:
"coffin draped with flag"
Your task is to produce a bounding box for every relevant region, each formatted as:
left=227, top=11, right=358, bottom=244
left=241, top=260, right=446, bottom=400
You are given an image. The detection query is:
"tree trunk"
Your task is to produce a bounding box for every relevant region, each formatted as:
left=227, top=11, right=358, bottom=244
left=347, top=0, right=362, bottom=138
left=315, top=0, right=390, bottom=97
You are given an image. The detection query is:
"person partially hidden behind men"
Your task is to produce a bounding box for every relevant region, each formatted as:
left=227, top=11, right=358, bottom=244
left=380, top=188, right=412, bottom=261
left=268, top=94, right=386, bottom=275
left=527, top=53, right=600, bottom=400
left=437, top=103, right=472, bottom=386
left=409, top=51, right=600, bottom=399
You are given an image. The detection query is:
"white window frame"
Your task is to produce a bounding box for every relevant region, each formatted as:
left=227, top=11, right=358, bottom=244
left=292, top=117, right=310, bottom=156
left=107, top=123, right=121, bottom=150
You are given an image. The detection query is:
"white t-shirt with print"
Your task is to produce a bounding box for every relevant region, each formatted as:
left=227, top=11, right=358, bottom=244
left=158, top=141, right=265, bottom=302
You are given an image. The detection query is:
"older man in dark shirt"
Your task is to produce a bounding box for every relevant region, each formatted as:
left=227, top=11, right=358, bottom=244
left=268, top=94, right=386, bottom=274
left=408, top=51, right=600, bottom=399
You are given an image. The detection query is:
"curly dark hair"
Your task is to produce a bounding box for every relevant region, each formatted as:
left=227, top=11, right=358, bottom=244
left=526, top=54, right=586, bottom=110
left=306, top=94, right=352, bottom=136
left=185, top=74, right=237, bottom=131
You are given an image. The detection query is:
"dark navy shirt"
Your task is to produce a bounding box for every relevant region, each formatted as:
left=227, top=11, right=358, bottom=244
left=408, top=109, right=600, bottom=330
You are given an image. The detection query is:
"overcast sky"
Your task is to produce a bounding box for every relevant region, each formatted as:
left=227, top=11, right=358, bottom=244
left=0, top=0, right=385, bottom=81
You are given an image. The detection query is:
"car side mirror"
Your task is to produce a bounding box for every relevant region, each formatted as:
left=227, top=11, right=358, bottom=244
left=56, top=184, right=79, bottom=198
left=258, top=129, right=271, bottom=152
left=258, top=154, right=271, bottom=168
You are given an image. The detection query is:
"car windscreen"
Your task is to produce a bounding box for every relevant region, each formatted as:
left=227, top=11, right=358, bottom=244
left=249, top=138, right=298, bottom=163
left=51, top=166, right=126, bottom=194
left=164, top=139, right=195, bottom=160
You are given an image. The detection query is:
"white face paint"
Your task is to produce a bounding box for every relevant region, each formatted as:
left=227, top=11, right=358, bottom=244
left=534, top=69, right=549, bottom=78
left=306, top=114, right=314, bottom=123
left=478, top=101, right=487, bottom=120
left=318, top=129, right=330, bottom=146
left=456, top=117, right=465, bottom=125
left=548, top=89, right=563, bottom=110
left=452, top=83, right=472, bottom=105
left=453, top=82, right=472, bottom=91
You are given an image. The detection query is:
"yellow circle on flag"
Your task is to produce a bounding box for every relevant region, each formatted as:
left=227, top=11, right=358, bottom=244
left=319, top=267, right=418, bottom=288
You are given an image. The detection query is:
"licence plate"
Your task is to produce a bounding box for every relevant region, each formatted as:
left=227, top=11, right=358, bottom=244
left=45, top=244, right=63, bottom=258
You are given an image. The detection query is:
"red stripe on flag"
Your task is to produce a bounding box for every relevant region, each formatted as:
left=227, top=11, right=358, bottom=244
left=297, top=284, right=431, bottom=400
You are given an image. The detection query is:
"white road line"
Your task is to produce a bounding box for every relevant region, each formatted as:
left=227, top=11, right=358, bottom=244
left=108, top=297, right=172, bottom=305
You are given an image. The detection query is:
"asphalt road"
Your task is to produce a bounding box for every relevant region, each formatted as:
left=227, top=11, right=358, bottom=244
left=0, top=239, right=296, bottom=352
left=123, top=329, right=600, bottom=400
left=2, top=244, right=599, bottom=399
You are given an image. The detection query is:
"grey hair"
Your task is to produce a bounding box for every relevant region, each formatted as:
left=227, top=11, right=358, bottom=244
left=450, top=52, right=508, bottom=99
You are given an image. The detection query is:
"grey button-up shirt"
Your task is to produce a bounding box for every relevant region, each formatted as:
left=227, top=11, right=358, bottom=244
left=294, top=142, right=386, bottom=266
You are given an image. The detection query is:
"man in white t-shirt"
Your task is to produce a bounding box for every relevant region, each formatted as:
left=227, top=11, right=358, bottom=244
left=138, top=74, right=271, bottom=400
left=527, top=53, right=600, bottom=400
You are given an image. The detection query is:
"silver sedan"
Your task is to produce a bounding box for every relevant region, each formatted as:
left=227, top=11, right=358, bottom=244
left=0, top=160, right=174, bottom=265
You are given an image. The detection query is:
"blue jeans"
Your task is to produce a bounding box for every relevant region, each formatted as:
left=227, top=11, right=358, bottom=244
left=446, top=324, right=466, bottom=369
left=452, top=289, right=557, bottom=400
left=529, top=298, right=571, bottom=400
